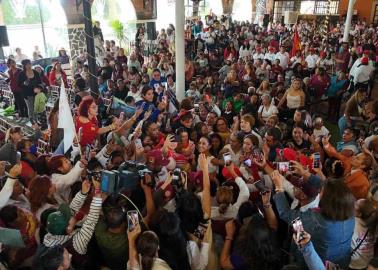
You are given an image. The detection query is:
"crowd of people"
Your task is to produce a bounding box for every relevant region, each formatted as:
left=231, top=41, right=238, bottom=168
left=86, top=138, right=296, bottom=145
left=0, top=11, right=378, bottom=270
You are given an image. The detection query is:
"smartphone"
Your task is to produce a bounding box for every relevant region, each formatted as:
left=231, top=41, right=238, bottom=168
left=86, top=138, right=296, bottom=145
left=276, top=162, right=290, bottom=173
left=16, top=151, right=21, bottom=163
left=254, top=180, right=270, bottom=195
left=292, top=217, right=305, bottom=242
left=135, top=138, right=143, bottom=148
left=100, top=173, right=109, bottom=192
left=85, top=144, right=91, bottom=159
left=253, top=148, right=262, bottom=162
left=244, top=158, right=252, bottom=167
left=313, top=152, right=320, bottom=169
left=194, top=103, right=200, bottom=113
left=223, top=153, right=232, bottom=166
left=127, top=210, right=139, bottom=231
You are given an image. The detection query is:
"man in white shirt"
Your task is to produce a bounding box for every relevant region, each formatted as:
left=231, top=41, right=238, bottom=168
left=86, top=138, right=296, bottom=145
left=354, top=57, right=374, bottom=85
left=275, top=45, right=290, bottom=70
left=14, top=48, right=28, bottom=64
left=350, top=50, right=374, bottom=78
left=305, top=48, right=319, bottom=71
left=253, top=46, right=265, bottom=64
left=264, top=46, right=276, bottom=63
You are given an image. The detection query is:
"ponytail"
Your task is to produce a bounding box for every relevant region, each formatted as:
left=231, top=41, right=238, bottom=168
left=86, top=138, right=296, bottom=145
left=140, top=254, right=154, bottom=270
left=218, top=203, right=230, bottom=214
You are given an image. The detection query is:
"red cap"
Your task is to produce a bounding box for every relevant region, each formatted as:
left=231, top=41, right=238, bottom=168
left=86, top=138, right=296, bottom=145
left=361, top=57, right=369, bottom=65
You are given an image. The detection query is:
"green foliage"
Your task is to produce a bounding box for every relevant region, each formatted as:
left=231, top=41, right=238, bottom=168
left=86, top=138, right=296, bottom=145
left=2, top=0, right=51, bottom=25
left=109, top=19, right=126, bottom=47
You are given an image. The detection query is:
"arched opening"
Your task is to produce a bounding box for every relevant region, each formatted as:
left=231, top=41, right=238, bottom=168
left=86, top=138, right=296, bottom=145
left=91, top=0, right=137, bottom=45
left=233, top=0, right=252, bottom=22
left=156, top=0, right=223, bottom=30
left=2, top=0, right=69, bottom=58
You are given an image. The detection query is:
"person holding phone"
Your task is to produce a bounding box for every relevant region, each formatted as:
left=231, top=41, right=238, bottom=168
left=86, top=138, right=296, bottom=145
left=271, top=170, right=355, bottom=269
left=211, top=163, right=249, bottom=221
left=135, top=85, right=167, bottom=122
left=43, top=180, right=103, bottom=268
left=128, top=225, right=172, bottom=270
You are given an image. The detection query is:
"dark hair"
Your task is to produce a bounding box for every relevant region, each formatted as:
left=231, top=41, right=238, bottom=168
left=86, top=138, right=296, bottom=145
left=35, top=154, right=51, bottom=175
left=324, top=158, right=344, bottom=178
left=150, top=210, right=190, bottom=270
left=231, top=131, right=244, bottom=145
left=320, top=179, right=355, bottom=221
left=102, top=194, right=127, bottom=229
left=180, top=98, right=193, bottom=110
left=233, top=214, right=282, bottom=269
left=176, top=191, right=204, bottom=234
left=33, top=245, right=65, bottom=270
left=136, top=231, right=160, bottom=270
left=78, top=95, right=95, bottom=118
left=266, top=127, right=282, bottom=141
left=0, top=204, right=18, bottom=226
left=47, top=155, right=65, bottom=174
left=141, top=85, right=153, bottom=96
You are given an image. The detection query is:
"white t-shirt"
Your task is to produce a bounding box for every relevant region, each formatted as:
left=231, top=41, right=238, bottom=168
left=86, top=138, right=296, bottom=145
left=258, top=104, right=278, bottom=122
left=312, top=126, right=329, bottom=140
left=275, top=52, right=290, bottom=70
left=305, top=54, right=319, bottom=69
left=349, top=217, right=377, bottom=269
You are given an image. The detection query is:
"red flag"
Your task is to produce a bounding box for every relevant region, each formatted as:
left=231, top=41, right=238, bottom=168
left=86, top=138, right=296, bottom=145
left=291, top=29, right=301, bottom=57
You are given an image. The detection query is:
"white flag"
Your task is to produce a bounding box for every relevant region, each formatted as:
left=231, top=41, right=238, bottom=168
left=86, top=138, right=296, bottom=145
left=58, top=82, right=76, bottom=153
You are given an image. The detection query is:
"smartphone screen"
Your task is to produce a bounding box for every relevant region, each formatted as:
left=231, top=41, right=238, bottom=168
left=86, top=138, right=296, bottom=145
left=85, top=145, right=91, bottom=160
left=127, top=210, right=139, bottom=231
left=244, top=159, right=252, bottom=167
left=223, top=153, right=231, bottom=166
left=277, top=162, right=290, bottom=173
left=135, top=139, right=143, bottom=148
left=101, top=174, right=109, bottom=193
left=313, top=152, right=320, bottom=168
left=16, top=151, right=21, bottom=163
left=292, top=217, right=305, bottom=241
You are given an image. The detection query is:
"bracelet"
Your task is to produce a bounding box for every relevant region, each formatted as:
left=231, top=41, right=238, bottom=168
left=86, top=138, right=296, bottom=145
left=225, top=237, right=233, bottom=241
left=275, top=188, right=284, bottom=193
left=263, top=203, right=272, bottom=209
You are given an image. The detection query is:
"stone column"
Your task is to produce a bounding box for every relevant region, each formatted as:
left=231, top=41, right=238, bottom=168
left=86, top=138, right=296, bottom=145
left=222, top=0, right=234, bottom=15
left=175, top=0, right=185, bottom=102
left=343, top=0, right=356, bottom=42
left=67, top=24, right=86, bottom=62
left=254, top=0, right=266, bottom=26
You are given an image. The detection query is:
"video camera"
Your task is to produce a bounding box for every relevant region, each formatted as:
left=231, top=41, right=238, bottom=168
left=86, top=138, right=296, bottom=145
left=99, top=161, right=153, bottom=194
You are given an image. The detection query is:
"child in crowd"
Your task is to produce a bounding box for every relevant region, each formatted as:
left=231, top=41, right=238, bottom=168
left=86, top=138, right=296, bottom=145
left=312, top=117, right=329, bottom=141
left=34, top=84, right=47, bottom=130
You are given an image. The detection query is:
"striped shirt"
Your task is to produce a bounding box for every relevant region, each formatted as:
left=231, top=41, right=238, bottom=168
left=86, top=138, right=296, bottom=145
left=43, top=192, right=102, bottom=255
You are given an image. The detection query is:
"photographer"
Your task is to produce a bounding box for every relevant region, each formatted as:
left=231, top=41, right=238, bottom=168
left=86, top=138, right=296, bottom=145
left=271, top=170, right=355, bottom=268
left=43, top=180, right=102, bottom=268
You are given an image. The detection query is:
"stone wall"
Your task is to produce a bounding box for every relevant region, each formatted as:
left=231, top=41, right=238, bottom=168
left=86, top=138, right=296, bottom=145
left=67, top=25, right=86, bottom=61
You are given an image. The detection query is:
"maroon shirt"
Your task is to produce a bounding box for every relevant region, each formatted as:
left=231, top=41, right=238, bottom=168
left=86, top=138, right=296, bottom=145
left=336, top=51, right=350, bottom=73
left=7, top=68, right=22, bottom=93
